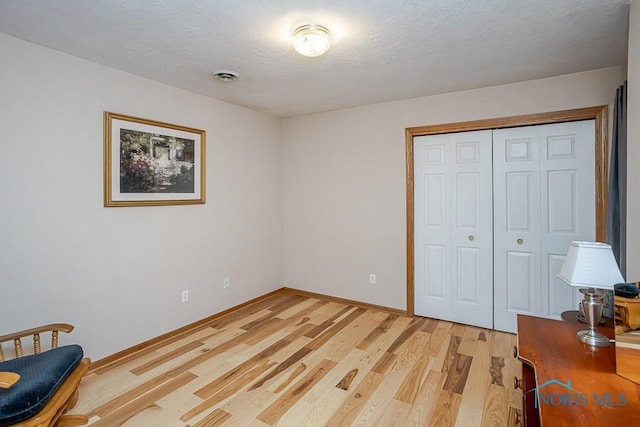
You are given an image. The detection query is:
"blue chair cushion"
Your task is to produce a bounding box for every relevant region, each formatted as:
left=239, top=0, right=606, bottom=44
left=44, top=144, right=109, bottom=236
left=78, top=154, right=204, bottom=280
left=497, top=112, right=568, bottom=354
left=0, top=345, right=83, bottom=426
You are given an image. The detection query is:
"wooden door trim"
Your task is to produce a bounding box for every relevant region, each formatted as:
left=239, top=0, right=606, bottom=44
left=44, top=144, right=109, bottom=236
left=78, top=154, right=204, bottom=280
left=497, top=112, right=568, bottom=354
left=405, top=106, right=609, bottom=316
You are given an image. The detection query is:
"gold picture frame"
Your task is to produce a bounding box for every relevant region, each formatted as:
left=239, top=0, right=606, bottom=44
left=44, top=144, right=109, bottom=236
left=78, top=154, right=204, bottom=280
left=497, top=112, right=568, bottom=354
left=104, top=111, right=205, bottom=207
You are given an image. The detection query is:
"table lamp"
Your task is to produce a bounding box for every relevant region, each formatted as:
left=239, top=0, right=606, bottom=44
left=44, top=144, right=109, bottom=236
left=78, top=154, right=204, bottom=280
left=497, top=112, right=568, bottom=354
left=557, top=241, right=624, bottom=347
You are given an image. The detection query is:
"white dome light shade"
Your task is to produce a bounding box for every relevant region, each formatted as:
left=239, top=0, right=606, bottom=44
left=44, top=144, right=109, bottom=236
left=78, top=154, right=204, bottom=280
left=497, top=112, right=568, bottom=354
left=293, top=25, right=331, bottom=57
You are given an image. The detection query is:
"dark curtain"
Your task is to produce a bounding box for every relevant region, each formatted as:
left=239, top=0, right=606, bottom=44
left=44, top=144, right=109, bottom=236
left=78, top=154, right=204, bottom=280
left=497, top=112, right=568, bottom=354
left=606, top=81, right=627, bottom=277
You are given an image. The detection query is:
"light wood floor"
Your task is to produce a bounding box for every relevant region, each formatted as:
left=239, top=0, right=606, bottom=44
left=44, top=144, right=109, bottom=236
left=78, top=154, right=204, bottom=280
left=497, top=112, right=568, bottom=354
left=75, top=292, right=522, bottom=426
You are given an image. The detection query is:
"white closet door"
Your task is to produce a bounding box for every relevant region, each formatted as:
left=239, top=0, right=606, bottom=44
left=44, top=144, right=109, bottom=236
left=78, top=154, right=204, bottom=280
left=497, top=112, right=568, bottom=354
left=414, top=130, right=493, bottom=328
left=539, top=121, right=595, bottom=319
left=493, top=120, right=595, bottom=332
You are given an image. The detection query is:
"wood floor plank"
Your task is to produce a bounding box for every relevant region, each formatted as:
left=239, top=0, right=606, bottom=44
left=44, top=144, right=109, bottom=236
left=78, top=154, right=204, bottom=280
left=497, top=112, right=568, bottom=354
left=430, top=323, right=455, bottom=372
left=304, top=305, right=356, bottom=339
left=305, top=307, right=367, bottom=350
left=273, top=362, right=307, bottom=393
left=489, top=355, right=505, bottom=387
left=293, top=348, right=385, bottom=425
left=130, top=340, right=204, bottom=376
left=355, top=313, right=400, bottom=350
left=181, top=361, right=277, bottom=421
left=75, top=292, right=522, bottom=426
left=442, top=335, right=462, bottom=375
left=275, top=297, right=324, bottom=319
left=315, top=309, right=389, bottom=362
left=299, top=318, right=403, bottom=409
left=455, top=405, right=483, bottom=427
left=242, top=318, right=289, bottom=346
left=443, top=353, right=473, bottom=394
left=394, top=351, right=433, bottom=404
left=336, top=368, right=358, bottom=390
left=374, top=399, right=411, bottom=427
left=89, top=372, right=175, bottom=418
left=90, top=372, right=198, bottom=426
left=449, top=323, right=466, bottom=337
left=162, top=318, right=284, bottom=380
left=257, top=358, right=337, bottom=425
left=421, top=318, right=440, bottom=333
left=249, top=346, right=314, bottom=391
left=353, top=331, right=431, bottom=424
left=457, top=325, right=481, bottom=356
left=457, top=326, right=494, bottom=420
left=404, top=370, right=448, bottom=425
left=265, top=293, right=307, bottom=314
left=206, top=293, right=291, bottom=330
left=481, top=383, right=509, bottom=427
left=212, top=388, right=278, bottom=426
left=297, top=388, right=347, bottom=426
left=324, top=371, right=385, bottom=427
left=240, top=296, right=307, bottom=331
left=394, top=319, right=454, bottom=406
left=386, top=316, right=427, bottom=354
left=371, top=351, right=397, bottom=374
left=428, top=389, right=463, bottom=427
left=191, top=408, right=232, bottom=427
left=298, top=301, right=350, bottom=325
left=285, top=299, right=328, bottom=321
left=195, top=323, right=316, bottom=398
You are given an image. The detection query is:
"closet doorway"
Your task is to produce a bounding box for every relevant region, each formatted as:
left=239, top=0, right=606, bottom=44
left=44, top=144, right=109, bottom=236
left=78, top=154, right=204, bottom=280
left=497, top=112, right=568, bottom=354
left=405, top=106, right=608, bottom=331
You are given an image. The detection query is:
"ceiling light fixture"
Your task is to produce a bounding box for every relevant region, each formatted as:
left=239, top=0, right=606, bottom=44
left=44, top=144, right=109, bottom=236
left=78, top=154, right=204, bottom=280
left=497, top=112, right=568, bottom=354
left=293, top=25, right=331, bottom=58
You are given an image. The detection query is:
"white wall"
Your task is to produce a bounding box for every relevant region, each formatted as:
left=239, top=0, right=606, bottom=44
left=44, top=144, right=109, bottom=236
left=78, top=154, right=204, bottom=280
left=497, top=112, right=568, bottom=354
left=0, top=34, right=283, bottom=361
left=0, top=30, right=629, bottom=361
left=282, top=66, right=624, bottom=311
left=627, top=0, right=640, bottom=280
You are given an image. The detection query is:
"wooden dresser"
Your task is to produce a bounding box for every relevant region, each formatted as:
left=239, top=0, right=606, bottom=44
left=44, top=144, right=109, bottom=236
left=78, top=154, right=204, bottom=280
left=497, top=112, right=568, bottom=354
left=515, top=314, right=640, bottom=426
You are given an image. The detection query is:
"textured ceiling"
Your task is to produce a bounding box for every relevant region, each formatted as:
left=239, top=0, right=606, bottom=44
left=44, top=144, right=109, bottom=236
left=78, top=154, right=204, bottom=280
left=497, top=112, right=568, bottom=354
left=0, top=0, right=630, bottom=117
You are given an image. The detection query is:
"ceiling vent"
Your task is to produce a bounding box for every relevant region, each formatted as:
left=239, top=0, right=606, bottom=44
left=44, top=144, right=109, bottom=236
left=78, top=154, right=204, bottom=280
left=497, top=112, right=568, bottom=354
left=212, top=70, right=239, bottom=82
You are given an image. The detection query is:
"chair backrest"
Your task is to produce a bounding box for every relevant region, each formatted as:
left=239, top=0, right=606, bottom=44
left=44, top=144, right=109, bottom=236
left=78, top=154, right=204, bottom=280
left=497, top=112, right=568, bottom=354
left=0, top=324, right=74, bottom=361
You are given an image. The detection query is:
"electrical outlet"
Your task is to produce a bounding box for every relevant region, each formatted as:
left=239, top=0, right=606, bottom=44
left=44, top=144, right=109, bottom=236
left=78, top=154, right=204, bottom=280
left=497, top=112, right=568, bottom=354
left=369, top=274, right=376, bottom=285
left=181, top=289, right=189, bottom=303
left=223, top=277, right=230, bottom=289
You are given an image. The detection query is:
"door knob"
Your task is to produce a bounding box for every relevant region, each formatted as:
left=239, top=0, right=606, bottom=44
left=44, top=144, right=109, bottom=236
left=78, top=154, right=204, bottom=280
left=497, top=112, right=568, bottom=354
left=517, top=238, right=524, bottom=245
left=468, top=235, right=474, bottom=241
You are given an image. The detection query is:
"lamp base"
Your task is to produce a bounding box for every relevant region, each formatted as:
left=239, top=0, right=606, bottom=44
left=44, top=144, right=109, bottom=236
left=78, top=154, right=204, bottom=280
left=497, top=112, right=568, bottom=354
left=576, top=287, right=610, bottom=347
left=576, top=329, right=611, bottom=347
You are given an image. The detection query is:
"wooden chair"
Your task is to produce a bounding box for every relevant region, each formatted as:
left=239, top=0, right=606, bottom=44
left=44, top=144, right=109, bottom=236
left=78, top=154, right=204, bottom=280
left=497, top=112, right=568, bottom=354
left=0, top=324, right=90, bottom=427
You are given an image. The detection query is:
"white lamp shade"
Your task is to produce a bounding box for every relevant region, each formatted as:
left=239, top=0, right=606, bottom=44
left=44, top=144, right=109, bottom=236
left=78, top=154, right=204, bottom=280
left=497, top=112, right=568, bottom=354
left=557, top=241, right=624, bottom=290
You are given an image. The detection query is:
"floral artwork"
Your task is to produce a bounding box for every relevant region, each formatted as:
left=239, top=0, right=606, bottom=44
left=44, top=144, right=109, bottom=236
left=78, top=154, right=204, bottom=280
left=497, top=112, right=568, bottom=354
left=104, top=112, right=205, bottom=206
left=119, top=129, right=195, bottom=194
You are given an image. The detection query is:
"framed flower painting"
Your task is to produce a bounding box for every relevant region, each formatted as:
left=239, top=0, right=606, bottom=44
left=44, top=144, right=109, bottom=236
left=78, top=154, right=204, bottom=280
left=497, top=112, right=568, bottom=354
left=103, top=112, right=205, bottom=207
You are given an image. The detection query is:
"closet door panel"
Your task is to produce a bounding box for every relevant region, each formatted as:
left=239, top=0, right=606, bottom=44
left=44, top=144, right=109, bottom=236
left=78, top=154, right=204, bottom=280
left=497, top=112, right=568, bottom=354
left=494, top=121, right=595, bottom=332
left=548, top=253, right=575, bottom=316
left=455, top=172, right=482, bottom=306
left=451, top=132, right=493, bottom=328
left=415, top=136, right=453, bottom=320
left=414, top=131, right=493, bottom=328
left=424, top=244, right=447, bottom=298
left=457, top=247, right=480, bottom=302
left=506, top=172, right=534, bottom=230
left=540, top=120, right=595, bottom=318
left=506, top=251, right=534, bottom=311
left=493, top=127, right=541, bottom=333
